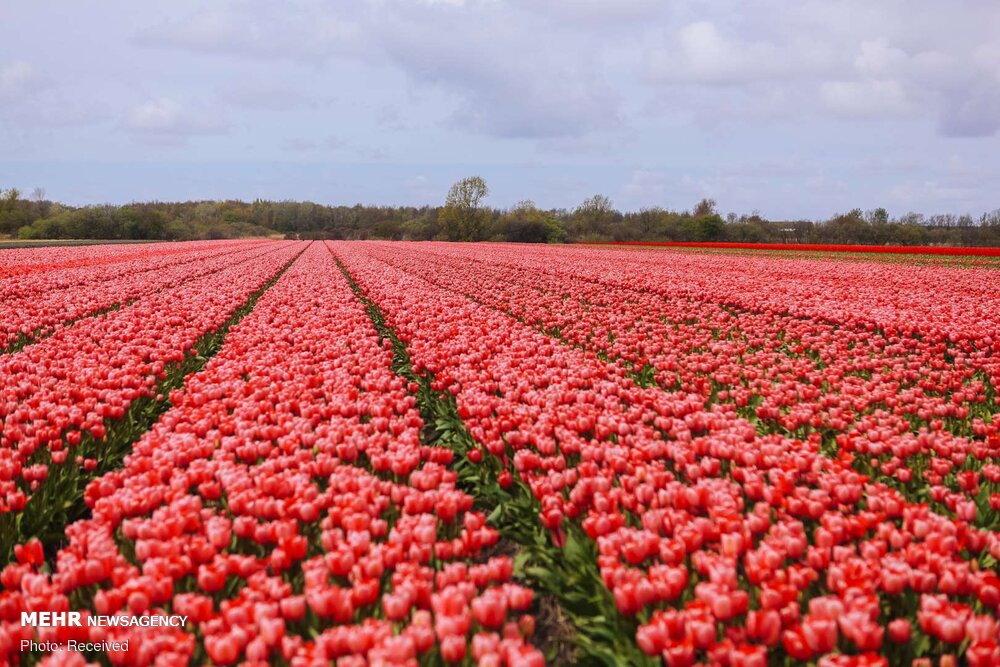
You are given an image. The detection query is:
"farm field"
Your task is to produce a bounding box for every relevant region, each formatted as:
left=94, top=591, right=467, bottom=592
left=1, top=240, right=999, bottom=667
left=587, top=242, right=1000, bottom=258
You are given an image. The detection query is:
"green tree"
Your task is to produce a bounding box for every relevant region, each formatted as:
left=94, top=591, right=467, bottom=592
left=693, top=198, right=717, bottom=217
left=440, top=176, right=490, bottom=241
left=826, top=209, right=870, bottom=243
left=866, top=207, right=889, bottom=225
left=696, top=214, right=725, bottom=241
left=2, top=187, right=21, bottom=207
left=499, top=200, right=566, bottom=243
left=683, top=198, right=724, bottom=241
left=576, top=194, right=614, bottom=219
left=0, top=187, right=33, bottom=236
left=571, top=194, right=618, bottom=239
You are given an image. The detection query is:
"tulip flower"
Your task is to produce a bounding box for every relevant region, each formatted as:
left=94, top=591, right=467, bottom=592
left=5, top=239, right=1000, bottom=666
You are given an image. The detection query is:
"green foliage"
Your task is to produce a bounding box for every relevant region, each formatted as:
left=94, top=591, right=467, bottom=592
left=692, top=198, right=717, bottom=217
left=867, top=207, right=890, bottom=225
left=695, top=213, right=725, bottom=241
left=440, top=176, right=491, bottom=241
left=0, top=187, right=33, bottom=235
left=14, top=202, right=274, bottom=241
left=499, top=200, right=566, bottom=243
left=571, top=194, right=620, bottom=239
left=3, top=186, right=1000, bottom=246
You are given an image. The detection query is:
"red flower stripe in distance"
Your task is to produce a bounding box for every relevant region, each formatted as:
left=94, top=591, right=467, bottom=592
left=0, top=243, right=304, bottom=514
left=334, top=242, right=1000, bottom=667
left=587, top=241, right=1000, bottom=258
left=0, top=241, right=291, bottom=350
left=0, top=242, right=543, bottom=666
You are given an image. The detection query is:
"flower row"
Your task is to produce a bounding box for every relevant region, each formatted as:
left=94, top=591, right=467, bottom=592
left=0, top=241, right=284, bottom=351
left=1, top=242, right=543, bottom=666
left=358, top=243, right=999, bottom=522
left=334, top=242, right=1000, bottom=666
left=0, top=243, right=303, bottom=515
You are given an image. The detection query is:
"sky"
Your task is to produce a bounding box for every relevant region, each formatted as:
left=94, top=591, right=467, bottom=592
left=1, top=0, right=999, bottom=220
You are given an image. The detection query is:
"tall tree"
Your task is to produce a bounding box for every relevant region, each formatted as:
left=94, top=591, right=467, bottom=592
left=2, top=187, right=20, bottom=208
left=866, top=207, right=889, bottom=225
left=0, top=187, right=24, bottom=235
left=440, top=176, right=490, bottom=241
left=572, top=194, right=617, bottom=239
left=693, top=198, right=717, bottom=217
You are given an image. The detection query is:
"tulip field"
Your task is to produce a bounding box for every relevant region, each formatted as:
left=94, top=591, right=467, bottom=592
left=1, top=240, right=999, bottom=667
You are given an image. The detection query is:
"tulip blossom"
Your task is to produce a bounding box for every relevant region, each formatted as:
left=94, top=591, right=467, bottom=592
left=2, top=239, right=998, bottom=665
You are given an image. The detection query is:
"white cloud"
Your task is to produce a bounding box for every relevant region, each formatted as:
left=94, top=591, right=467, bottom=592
left=375, top=105, right=415, bottom=131
left=138, top=5, right=364, bottom=62
left=219, top=83, right=327, bottom=111
left=889, top=180, right=977, bottom=206
left=4, top=0, right=1000, bottom=215
left=447, top=76, right=620, bottom=139
left=137, top=1, right=623, bottom=140
left=0, top=61, right=40, bottom=103
left=938, top=88, right=1000, bottom=137
left=854, top=39, right=908, bottom=78
left=373, top=5, right=622, bottom=138
left=814, top=39, right=916, bottom=118
left=281, top=135, right=381, bottom=158
left=356, top=146, right=389, bottom=161
left=642, top=5, right=1000, bottom=136
left=820, top=79, right=913, bottom=118
left=535, top=135, right=621, bottom=156
left=621, top=168, right=673, bottom=201
left=645, top=21, right=834, bottom=85
left=124, top=98, right=227, bottom=136
left=512, top=0, right=662, bottom=27
left=282, top=137, right=320, bottom=152
left=403, top=174, right=440, bottom=202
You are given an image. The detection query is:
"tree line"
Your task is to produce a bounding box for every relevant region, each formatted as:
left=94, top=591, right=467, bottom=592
left=3, top=180, right=1000, bottom=246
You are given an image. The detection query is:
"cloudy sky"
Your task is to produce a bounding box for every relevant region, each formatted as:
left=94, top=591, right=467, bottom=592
left=1, top=0, right=999, bottom=219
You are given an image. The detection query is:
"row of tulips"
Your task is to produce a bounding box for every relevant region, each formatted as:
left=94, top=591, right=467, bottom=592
left=0, top=242, right=255, bottom=280
left=1, top=242, right=288, bottom=353
left=333, top=242, right=1000, bottom=666
left=354, top=244, right=999, bottom=529
left=590, top=241, right=1000, bottom=258
left=1, top=242, right=544, bottom=666
left=435, top=242, right=1000, bottom=345
left=0, top=242, right=304, bottom=523
left=387, top=241, right=1000, bottom=357
left=329, top=248, right=639, bottom=665
left=0, top=241, right=261, bottom=301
